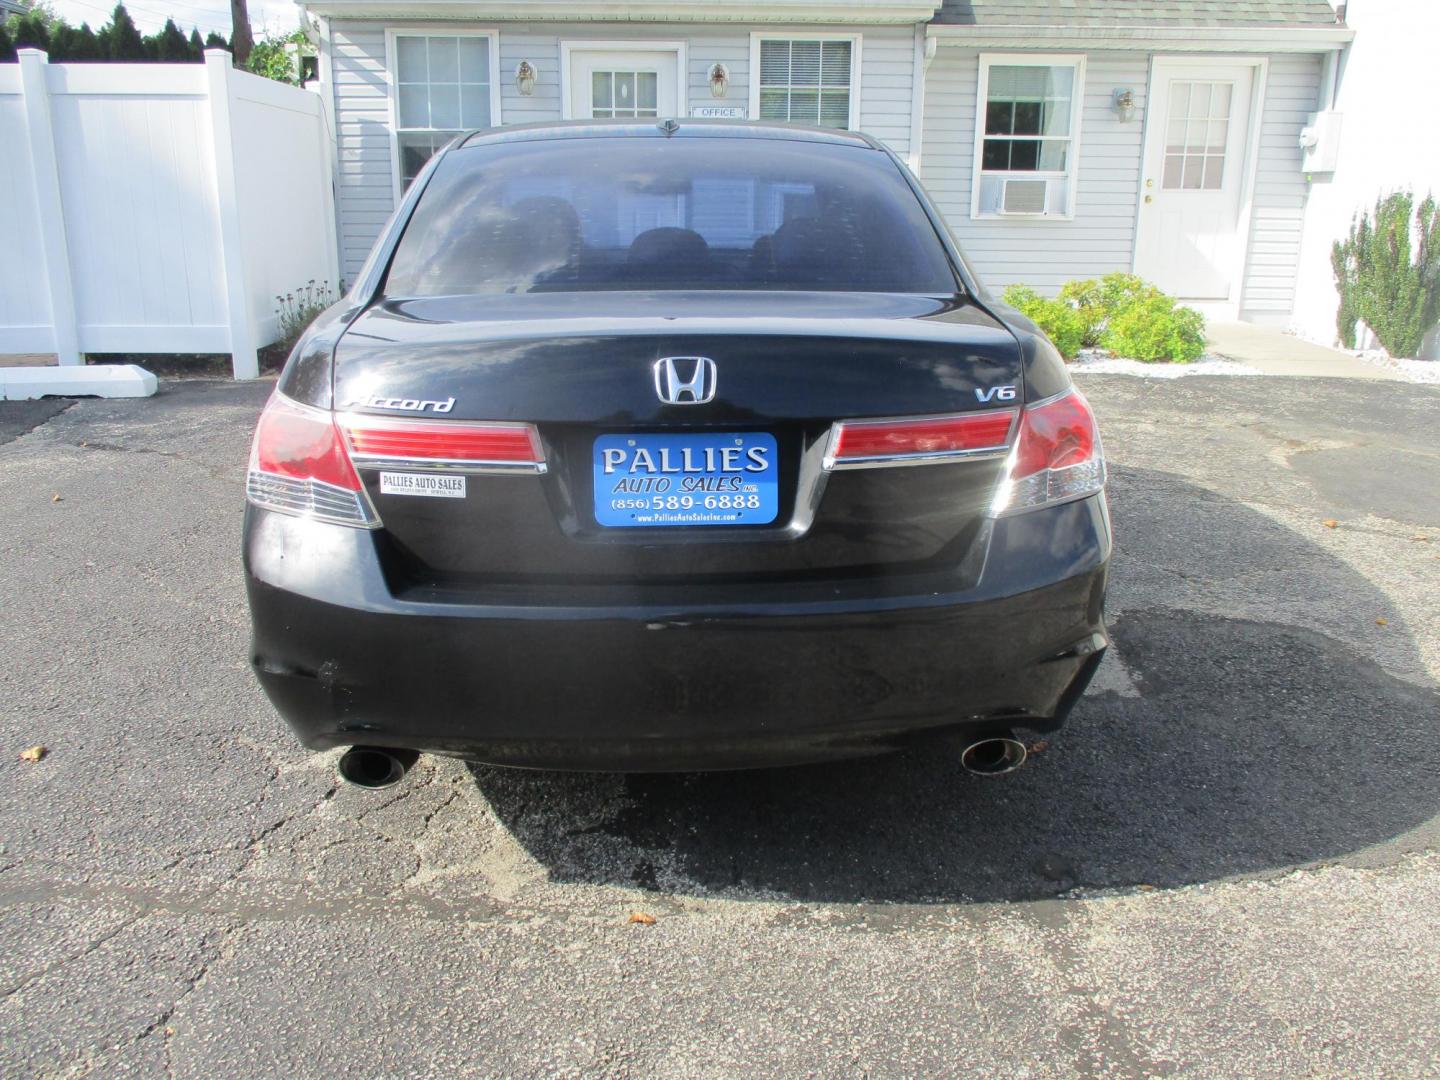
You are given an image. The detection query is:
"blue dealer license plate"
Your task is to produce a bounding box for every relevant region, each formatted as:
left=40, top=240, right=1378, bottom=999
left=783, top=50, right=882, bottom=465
left=593, top=432, right=779, bottom=528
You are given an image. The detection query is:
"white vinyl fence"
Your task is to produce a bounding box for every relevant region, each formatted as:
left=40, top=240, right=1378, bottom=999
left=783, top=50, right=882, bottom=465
left=0, top=49, right=338, bottom=379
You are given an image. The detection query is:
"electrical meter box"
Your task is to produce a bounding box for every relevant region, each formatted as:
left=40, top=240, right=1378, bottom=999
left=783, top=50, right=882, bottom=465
left=1300, top=111, right=1343, bottom=173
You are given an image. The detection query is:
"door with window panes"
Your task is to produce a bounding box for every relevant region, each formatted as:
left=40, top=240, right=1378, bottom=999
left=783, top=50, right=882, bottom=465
left=566, top=48, right=682, bottom=120
left=1134, top=59, right=1257, bottom=301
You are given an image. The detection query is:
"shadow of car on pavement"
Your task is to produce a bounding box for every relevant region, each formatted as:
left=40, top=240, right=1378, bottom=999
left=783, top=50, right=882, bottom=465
left=465, top=465, right=1440, bottom=904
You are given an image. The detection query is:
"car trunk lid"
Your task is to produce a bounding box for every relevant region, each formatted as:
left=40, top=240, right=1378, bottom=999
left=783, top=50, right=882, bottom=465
left=331, top=291, right=1023, bottom=588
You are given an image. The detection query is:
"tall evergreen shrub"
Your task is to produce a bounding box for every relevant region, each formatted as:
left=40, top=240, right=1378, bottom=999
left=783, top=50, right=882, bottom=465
left=1332, top=191, right=1440, bottom=357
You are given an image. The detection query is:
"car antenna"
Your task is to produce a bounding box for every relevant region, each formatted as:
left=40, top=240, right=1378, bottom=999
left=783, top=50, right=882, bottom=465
left=658, top=118, right=680, bottom=136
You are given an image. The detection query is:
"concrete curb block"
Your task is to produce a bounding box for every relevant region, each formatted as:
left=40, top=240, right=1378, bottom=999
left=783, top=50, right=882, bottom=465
left=0, top=365, right=158, bottom=400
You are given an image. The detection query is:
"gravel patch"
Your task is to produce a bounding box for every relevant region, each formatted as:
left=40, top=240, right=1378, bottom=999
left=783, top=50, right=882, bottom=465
left=1349, top=349, right=1440, bottom=384
left=1068, top=349, right=1263, bottom=378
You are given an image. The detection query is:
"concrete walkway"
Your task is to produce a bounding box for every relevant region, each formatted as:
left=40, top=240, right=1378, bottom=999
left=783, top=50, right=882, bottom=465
left=1206, top=321, right=1401, bottom=379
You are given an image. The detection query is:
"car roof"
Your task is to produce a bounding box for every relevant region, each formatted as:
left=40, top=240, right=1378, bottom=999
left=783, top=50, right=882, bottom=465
left=457, top=119, right=884, bottom=151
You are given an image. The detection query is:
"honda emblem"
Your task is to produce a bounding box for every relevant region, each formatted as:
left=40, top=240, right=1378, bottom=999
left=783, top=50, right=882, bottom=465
left=653, top=357, right=717, bottom=405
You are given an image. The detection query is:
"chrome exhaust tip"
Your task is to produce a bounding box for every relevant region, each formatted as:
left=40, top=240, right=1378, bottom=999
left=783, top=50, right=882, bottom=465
left=960, top=734, right=1028, bottom=776
left=337, top=746, right=418, bottom=789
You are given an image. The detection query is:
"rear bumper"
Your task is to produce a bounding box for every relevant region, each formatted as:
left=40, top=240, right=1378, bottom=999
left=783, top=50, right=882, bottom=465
left=244, top=497, right=1110, bottom=770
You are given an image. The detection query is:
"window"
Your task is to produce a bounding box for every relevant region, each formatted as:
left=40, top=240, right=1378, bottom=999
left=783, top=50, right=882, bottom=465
left=1163, top=81, right=1233, bottom=190
left=591, top=70, right=659, bottom=118
left=383, top=137, right=957, bottom=297
left=752, top=36, right=859, bottom=129
left=972, top=55, right=1085, bottom=219
left=390, top=32, right=496, bottom=192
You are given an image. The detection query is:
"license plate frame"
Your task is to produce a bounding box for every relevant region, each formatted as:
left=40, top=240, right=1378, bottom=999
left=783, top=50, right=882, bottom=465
left=592, top=432, right=779, bottom=528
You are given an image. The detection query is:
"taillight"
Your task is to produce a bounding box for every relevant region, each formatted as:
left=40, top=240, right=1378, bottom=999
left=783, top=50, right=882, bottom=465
left=338, top=415, right=545, bottom=474
left=246, top=394, right=378, bottom=528
left=825, top=410, right=1017, bottom=469
left=991, top=389, right=1105, bottom=515
left=247, top=396, right=551, bottom=529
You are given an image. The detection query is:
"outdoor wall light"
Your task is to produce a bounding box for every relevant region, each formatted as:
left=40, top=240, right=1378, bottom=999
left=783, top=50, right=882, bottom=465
left=515, top=61, right=537, bottom=96
left=709, top=63, right=729, bottom=98
left=1113, top=88, right=1137, bottom=122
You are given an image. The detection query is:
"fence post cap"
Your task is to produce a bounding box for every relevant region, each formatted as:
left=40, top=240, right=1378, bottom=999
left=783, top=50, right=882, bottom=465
left=16, top=49, right=51, bottom=63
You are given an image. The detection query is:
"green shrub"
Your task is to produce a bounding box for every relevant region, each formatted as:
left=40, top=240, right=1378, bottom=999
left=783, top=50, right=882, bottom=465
left=1101, top=292, right=1207, bottom=363
left=245, top=30, right=309, bottom=86
left=274, top=280, right=337, bottom=354
left=1056, top=278, right=1105, bottom=348
left=1001, top=284, right=1085, bottom=360
left=1330, top=229, right=1361, bottom=348
left=1007, top=273, right=1204, bottom=362
left=1057, top=273, right=1156, bottom=349
left=1331, top=191, right=1440, bottom=357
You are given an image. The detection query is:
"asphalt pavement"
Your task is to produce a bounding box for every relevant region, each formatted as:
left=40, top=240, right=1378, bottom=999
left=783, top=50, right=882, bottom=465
left=1, top=372, right=1438, bottom=1077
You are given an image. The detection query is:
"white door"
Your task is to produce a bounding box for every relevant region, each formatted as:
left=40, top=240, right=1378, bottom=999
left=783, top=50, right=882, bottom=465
left=565, top=47, right=683, bottom=121
left=1134, top=59, right=1258, bottom=302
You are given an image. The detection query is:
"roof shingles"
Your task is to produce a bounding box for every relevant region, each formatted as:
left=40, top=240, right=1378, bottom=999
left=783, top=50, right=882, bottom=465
left=932, top=0, right=1342, bottom=28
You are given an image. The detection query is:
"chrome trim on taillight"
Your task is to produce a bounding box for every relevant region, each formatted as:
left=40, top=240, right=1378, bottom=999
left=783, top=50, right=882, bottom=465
left=824, top=444, right=1015, bottom=471
left=336, top=414, right=548, bottom=476
left=821, top=410, right=1018, bottom=471
left=345, top=454, right=547, bottom=476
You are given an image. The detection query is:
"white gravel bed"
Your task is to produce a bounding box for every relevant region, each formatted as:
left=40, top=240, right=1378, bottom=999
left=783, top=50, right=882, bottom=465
left=1067, top=349, right=1264, bottom=378
left=1348, top=348, right=1440, bottom=384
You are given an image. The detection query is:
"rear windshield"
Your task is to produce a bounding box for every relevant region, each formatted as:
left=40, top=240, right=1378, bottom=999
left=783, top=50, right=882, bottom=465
left=382, top=136, right=959, bottom=296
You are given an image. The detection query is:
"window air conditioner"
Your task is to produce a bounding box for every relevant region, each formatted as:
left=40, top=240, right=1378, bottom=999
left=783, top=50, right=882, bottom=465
left=1000, top=178, right=1050, bottom=216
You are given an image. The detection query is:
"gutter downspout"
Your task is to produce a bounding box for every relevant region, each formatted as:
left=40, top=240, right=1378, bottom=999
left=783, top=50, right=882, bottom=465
left=906, top=30, right=938, bottom=173
left=311, top=11, right=346, bottom=289
left=1319, top=46, right=1340, bottom=110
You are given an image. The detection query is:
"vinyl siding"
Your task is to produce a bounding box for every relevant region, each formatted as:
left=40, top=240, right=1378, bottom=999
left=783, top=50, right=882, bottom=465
left=328, top=20, right=917, bottom=281
left=330, top=22, right=392, bottom=281
left=1239, top=52, right=1322, bottom=321
left=919, top=48, right=1149, bottom=293
left=920, top=46, right=1320, bottom=318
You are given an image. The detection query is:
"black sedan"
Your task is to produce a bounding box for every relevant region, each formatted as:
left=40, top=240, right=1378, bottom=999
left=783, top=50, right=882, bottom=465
left=244, top=121, right=1109, bottom=783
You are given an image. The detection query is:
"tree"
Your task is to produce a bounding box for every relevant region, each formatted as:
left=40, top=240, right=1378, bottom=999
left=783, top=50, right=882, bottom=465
left=1332, top=191, right=1440, bottom=357
left=205, top=30, right=229, bottom=50
left=46, top=18, right=76, bottom=55
left=9, top=9, right=53, bottom=51
left=228, top=0, right=253, bottom=65
left=47, top=17, right=105, bottom=63
left=245, top=29, right=307, bottom=85
left=1, top=4, right=218, bottom=64
left=68, top=22, right=103, bottom=60
left=154, top=17, right=189, bottom=61
left=99, top=4, right=146, bottom=60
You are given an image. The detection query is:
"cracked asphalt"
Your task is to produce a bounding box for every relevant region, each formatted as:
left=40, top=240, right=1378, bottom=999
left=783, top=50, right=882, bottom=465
left=1, top=372, right=1438, bottom=1077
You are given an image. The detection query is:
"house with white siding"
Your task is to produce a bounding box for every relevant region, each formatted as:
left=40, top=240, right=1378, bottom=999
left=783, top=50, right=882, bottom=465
left=298, top=0, right=1352, bottom=324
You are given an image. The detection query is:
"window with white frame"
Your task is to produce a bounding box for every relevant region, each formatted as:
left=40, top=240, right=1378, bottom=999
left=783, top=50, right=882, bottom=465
left=393, top=33, right=494, bottom=190
left=754, top=38, right=857, bottom=129
left=1163, top=81, right=1234, bottom=190
left=973, top=55, right=1084, bottom=219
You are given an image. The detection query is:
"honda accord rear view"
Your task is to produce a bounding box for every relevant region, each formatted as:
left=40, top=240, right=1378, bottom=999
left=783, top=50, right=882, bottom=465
left=243, top=121, right=1110, bottom=777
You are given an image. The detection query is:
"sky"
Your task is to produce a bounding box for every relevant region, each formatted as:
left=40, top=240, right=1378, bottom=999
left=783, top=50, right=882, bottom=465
left=46, top=0, right=304, bottom=39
